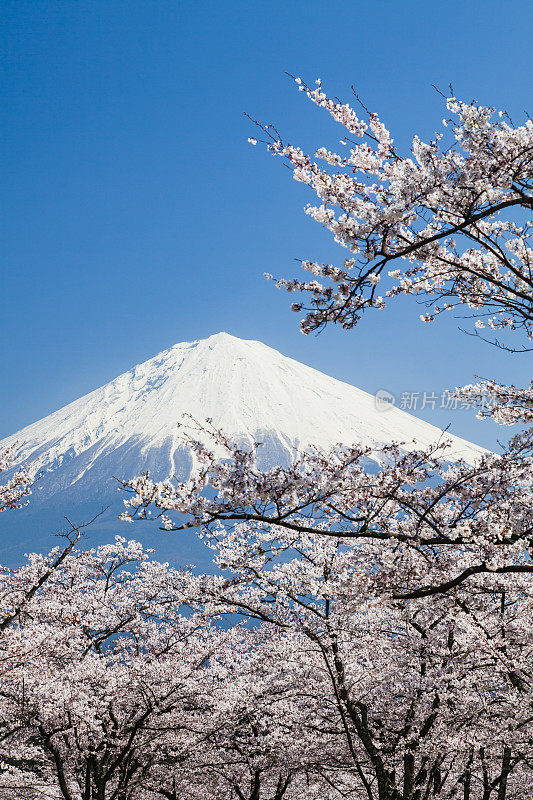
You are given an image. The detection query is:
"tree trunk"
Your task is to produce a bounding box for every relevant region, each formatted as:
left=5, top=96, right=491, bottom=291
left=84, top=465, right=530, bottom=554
left=497, top=747, right=512, bottom=800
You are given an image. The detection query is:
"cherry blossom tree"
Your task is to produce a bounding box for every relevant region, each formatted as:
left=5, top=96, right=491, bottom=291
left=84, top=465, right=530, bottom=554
left=144, top=627, right=333, bottom=800
left=0, top=537, right=227, bottom=800
left=0, top=542, right=339, bottom=800
left=249, top=76, right=533, bottom=341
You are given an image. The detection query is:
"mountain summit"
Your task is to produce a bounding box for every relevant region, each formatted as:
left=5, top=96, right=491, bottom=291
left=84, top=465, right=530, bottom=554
left=0, top=333, right=487, bottom=560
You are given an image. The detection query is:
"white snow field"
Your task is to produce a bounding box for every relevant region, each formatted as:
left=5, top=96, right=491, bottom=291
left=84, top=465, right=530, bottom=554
left=2, top=332, right=486, bottom=497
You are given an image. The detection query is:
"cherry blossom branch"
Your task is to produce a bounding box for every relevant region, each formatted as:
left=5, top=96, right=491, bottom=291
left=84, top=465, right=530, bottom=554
left=249, top=76, right=533, bottom=340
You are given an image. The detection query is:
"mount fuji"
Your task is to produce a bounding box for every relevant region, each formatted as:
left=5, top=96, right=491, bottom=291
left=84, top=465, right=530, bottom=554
left=0, top=333, right=487, bottom=564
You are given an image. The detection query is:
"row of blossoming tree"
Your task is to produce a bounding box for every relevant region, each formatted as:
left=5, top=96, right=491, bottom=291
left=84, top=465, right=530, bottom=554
left=1, top=79, right=532, bottom=799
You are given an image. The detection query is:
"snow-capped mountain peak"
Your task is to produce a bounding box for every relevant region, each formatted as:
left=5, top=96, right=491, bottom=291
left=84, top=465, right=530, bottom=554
left=2, top=332, right=487, bottom=498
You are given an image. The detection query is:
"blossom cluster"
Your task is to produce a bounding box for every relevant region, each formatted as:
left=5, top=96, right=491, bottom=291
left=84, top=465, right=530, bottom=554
left=0, top=444, right=33, bottom=512
left=252, top=77, right=533, bottom=339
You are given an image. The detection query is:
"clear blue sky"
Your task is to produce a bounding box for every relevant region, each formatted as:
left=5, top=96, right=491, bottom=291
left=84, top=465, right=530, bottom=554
left=1, top=0, right=531, bottom=449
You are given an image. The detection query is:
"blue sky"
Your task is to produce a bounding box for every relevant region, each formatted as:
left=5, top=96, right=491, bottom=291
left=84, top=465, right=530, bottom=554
left=1, top=0, right=531, bottom=448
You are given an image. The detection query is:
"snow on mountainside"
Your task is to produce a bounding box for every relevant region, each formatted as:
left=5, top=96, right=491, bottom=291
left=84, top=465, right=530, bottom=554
left=2, top=332, right=486, bottom=496
left=0, top=333, right=489, bottom=563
